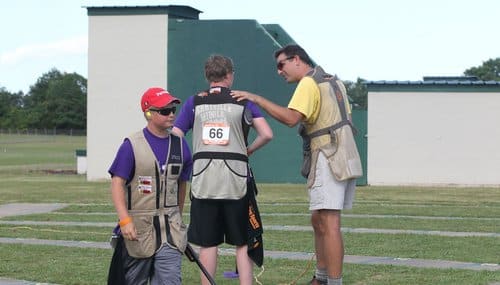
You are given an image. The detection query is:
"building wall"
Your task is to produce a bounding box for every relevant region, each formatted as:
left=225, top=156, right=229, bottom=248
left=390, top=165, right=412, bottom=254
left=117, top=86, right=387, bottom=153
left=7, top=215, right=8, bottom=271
left=87, top=13, right=169, bottom=180
left=368, top=91, right=500, bottom=186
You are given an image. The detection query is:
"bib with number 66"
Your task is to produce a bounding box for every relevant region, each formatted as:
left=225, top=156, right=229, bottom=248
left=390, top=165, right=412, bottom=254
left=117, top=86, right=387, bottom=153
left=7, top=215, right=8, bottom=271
left=202, top=122, right=230, bottom=145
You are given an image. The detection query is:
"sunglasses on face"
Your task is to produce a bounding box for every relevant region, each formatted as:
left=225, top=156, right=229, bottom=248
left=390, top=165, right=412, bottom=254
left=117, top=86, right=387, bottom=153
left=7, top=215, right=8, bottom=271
left=151, top=106, right=176, bottom=116
left=276, top=56, right=295, bottom=70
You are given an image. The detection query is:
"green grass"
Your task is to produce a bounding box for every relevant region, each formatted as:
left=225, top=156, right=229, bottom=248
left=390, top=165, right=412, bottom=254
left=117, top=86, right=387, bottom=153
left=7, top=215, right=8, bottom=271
left=0, top=134, right=85, bottom=173
left=0, top=224, right=111, bottom=241
left=1, top=224, right=498, bottom=264
left=4, top=209, right=499, bottom=233
left=0, top=244, right=498, bottom=285
left=1, top=134, right=499, bottom=284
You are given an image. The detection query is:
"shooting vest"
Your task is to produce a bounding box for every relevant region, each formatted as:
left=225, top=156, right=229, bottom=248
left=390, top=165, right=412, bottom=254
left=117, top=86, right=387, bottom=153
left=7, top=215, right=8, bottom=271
left=191, top=87, right=250, bottom=199
left=300, top=66, right=363, bottom=187
left=123, top=131, right=187, bottom=258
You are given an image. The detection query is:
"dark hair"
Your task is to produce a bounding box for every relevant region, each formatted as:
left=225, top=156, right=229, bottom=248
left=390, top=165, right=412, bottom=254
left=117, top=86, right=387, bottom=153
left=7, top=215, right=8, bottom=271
left=204, top=54, right=234, bottom=82
left=274, top=44, right=314, bottom=67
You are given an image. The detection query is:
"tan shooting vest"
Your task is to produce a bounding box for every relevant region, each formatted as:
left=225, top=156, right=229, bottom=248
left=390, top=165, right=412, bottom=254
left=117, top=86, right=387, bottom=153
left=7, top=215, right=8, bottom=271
left=300, top=66, right=363, bottom=187
left=123, top=131, right=187, bottom=258
left=190, top=87, right=250, bottom=200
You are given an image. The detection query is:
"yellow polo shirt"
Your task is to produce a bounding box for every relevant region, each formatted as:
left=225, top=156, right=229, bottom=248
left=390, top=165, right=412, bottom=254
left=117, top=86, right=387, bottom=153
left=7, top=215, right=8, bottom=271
left=287, top=77, right=320, bottom=124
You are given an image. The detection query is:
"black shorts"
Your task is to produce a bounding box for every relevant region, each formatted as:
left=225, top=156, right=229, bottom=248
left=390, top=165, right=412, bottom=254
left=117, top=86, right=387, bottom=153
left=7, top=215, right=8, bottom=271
left=188, top=192, right=249, bottom=247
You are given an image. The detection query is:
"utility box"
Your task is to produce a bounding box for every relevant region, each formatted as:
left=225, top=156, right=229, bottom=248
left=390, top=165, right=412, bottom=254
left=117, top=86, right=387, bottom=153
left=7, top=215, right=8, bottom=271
left=75, top=149, right=87, bottom=175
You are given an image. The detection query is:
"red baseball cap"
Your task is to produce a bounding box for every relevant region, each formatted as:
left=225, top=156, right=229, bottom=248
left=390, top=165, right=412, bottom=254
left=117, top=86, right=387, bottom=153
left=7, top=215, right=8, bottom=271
left=141, top=87, right=181, bottom=111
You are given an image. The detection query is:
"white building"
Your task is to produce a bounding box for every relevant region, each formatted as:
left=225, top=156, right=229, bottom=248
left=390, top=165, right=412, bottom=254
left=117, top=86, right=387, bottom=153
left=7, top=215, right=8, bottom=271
left=367, top=76, right=500, bottom=186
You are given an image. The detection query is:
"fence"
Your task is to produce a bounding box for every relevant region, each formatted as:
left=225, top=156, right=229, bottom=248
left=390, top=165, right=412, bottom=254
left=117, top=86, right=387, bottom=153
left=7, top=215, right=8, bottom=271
left=0, top=129, right=86, bottom=136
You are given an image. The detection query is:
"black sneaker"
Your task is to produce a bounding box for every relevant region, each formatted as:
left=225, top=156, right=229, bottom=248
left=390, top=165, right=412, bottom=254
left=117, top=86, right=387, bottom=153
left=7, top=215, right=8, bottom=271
left=308, top=275, right=327, bottom=285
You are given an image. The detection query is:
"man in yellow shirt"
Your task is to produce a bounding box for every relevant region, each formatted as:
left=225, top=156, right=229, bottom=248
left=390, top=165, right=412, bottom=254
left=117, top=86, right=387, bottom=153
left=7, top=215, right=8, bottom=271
left=232, top=44, right=360, bottom=285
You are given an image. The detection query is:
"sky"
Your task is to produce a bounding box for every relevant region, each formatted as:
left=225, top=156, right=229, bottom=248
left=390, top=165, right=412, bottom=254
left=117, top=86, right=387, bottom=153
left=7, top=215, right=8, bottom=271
left=1, top=0, right=499, bottom=94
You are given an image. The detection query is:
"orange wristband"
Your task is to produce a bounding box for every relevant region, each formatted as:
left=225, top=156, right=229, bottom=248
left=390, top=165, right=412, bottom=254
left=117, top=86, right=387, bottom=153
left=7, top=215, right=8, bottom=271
left=119, top=216, right=132, bottom=227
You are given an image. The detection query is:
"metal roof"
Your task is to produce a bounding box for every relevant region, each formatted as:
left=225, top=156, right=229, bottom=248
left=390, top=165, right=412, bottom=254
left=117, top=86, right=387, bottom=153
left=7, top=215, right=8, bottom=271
left=85, top=5, right=202, bottom=19
left=366, top=80, right=500, bottom=86
left=365, top=77, right=500, bottom=92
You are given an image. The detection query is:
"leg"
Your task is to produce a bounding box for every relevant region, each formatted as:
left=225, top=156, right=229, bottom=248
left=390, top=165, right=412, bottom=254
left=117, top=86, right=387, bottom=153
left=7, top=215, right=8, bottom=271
left=318, top=209, right=343, bottom=278
left=235, top=245, right=253, bottom=285
left=188, top=198, right=224, bottom=284
left=199, top=246, right=218, bottom=285
left=223, top=190, right=254, bottom=284
left=311, top=210, right=328, bottom=284
left=309, top=153, right=354, bottom=282
left=151, top=246, right=182, bottom=285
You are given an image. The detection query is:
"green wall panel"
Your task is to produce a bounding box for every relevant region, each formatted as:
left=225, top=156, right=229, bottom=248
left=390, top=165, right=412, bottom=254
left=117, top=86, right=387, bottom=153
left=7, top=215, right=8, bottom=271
left=352, top=109, right=367, bottom=185
left=167, top=19, right=367, bottom=185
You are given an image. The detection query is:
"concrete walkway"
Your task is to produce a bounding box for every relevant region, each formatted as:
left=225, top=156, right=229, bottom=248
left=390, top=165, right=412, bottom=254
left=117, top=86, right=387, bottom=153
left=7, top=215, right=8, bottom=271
left=0, top=203, right=66, bottom=218
left=0, top=278, right=54, bottom=285
left=1, top=203, right=499, bottom=285
left=1, top=220, right=498, bottom=238
left=1, top=237, right=499, bottom=272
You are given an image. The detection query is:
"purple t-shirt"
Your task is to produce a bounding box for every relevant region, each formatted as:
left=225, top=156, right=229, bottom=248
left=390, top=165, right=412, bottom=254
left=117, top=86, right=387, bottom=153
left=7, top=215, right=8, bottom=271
left=108, top=128, right=193, bottom=183
left=174, top=95, right=264, bottom=134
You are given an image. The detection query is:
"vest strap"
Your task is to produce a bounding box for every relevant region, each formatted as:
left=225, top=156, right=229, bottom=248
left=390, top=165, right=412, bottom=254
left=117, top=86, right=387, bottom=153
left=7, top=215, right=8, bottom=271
left=193, top=151, right=248, bottom=162
left=308, top=120, right=351, bottom=139
left=329, top=75, right=358, bottom=135
left=167, top=135, right=183, bottom=164
left=302, top=66, right=357, bottom=140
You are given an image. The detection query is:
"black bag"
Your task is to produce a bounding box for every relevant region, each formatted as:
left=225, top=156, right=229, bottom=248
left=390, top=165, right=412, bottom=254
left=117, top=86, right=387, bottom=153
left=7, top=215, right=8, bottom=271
left=107, top=235, right=126, bottom=285
left=247, top=171, right=264, bottom=267
left=299, top=124, right=312, bottom=178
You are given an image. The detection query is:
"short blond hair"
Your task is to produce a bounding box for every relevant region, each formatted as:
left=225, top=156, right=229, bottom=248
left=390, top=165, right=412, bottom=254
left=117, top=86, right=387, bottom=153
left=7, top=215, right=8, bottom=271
left=204, top=54, right=234, bottom=83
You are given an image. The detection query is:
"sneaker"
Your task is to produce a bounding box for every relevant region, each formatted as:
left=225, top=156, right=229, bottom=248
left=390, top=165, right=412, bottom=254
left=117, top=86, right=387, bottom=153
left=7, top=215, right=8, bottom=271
left=308, top=275, right=327, bottom=285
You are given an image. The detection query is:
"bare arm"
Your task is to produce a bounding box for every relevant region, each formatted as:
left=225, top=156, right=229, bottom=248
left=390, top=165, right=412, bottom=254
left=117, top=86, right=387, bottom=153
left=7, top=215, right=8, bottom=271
left=110, top=176, right=137, bottom=240
left=178, top=180, right=187, bottom=214
left=232, top=90, right=304, bottom=127
left=247, top=117, right=273, bottom=156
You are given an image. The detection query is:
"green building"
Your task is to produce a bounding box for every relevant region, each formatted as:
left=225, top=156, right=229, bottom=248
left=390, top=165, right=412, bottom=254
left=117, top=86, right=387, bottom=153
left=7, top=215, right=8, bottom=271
left=86, top=5, right=367, bottom=184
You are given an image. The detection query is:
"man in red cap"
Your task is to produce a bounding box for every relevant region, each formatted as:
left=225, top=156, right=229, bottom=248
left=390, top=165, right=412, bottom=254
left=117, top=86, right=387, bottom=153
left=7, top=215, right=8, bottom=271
left=107, top=87, right=193, bottom=285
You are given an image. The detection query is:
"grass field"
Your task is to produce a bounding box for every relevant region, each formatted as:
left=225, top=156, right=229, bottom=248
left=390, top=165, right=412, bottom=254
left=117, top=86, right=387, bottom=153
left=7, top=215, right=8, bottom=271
left=0, top=134, right=499, bottom=284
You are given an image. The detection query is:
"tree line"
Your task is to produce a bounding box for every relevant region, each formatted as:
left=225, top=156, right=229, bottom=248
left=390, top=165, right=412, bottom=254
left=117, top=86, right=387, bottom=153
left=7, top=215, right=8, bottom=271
left=0, top=69, right=87, bottom=130
left=0, top=58, right=498, bottom=130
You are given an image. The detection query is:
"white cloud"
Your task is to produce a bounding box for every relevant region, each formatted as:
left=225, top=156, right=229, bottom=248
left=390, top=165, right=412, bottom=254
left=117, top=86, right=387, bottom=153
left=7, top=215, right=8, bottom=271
left=0, top=35, right=87, bottom=65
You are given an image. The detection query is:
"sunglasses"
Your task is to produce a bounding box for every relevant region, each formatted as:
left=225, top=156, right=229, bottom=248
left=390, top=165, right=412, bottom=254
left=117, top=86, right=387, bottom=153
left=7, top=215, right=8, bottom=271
left=276, top=56, right=295, bottom=70
left=151, top=106, right=176, bottom=116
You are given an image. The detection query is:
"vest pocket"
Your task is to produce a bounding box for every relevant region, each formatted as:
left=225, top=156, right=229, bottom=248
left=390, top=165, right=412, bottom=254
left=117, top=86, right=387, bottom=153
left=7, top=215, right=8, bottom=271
left=191, top=158, right=247, bottom=199
left=325, top=127, right=363, bottom=181
left=165, top=163, right=181, bottom=207
left=166, top=210, right=188, bottom=252
left=123, top=214, right=157, bottom=258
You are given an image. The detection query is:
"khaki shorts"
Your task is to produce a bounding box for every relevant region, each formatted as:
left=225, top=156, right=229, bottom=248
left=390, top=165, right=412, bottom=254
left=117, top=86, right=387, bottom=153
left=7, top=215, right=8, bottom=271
left=308, top=152, right=356, bottom=211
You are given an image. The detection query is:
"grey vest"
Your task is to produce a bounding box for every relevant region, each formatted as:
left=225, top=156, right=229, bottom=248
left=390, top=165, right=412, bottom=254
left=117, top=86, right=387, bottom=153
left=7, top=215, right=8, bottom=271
left=190, top=87, right=250, bottom=199
left=124, top=131, right=187, bottom=258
